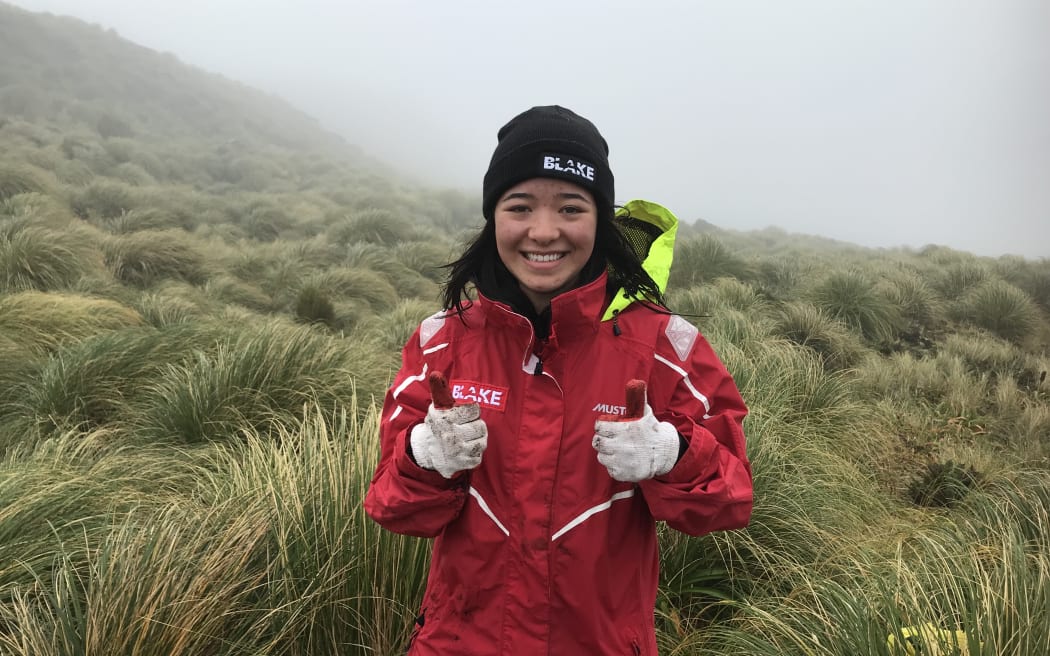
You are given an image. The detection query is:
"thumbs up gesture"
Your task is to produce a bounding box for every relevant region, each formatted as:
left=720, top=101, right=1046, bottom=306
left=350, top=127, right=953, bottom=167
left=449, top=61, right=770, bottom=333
left=410, top=370, right=488, bottom=479
left=592, top=380, right=680, bottom=482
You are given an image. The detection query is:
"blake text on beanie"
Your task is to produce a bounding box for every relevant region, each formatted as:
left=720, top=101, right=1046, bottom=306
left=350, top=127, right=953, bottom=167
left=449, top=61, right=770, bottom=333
left=482, top=105, right=614, bottom=220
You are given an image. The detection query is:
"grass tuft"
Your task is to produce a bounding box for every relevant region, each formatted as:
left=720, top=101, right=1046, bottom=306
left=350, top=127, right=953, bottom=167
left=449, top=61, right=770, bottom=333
left=668, top=234, right=753, bottom=290
left=0, top=291, right=143, bottom=355
left=0, top=162, right=56, bottom=201
left=907, top=460, right=983, bottom=507
left=955, top=280, right=1039, bottom=344
left=809, top=269, right=903, bottom=344
left=0, top=221, right=103, bottom=293
left=103, top=229, right=209, bottom=287
left=772, top=301, right=866, bottom=370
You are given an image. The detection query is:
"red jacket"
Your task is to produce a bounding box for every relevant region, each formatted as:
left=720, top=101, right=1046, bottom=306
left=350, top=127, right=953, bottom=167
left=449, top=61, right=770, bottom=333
left=364, top=273, right=752, bottom=655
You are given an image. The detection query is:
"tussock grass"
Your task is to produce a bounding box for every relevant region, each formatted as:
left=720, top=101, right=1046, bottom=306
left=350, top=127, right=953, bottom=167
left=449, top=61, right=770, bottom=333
left=667, top=285, right=721, bottom=318
left=2, top=326, right=214, bottom=441
left=0, top=162, right=56, bottom=201
left=283, top=234, right=345, bottom=270
left=342, top=242, right=439, bottom=300
left=919, top=244, right=978, bottom=266
left=1009, top=404, right=1050, bottom=463
left=394, top=239, right=456, bottom=282
left=0, top=191, right=72, bottom=227
left=669, top=234, right=753, bottom=290
left=707, top=278, right=769, bottom=314
left=103, top=229, right=209, bottom=287
left=772, top=302, right=866, bottom=370
left=954, top=279, right=1039, bottom=344
left=355, top=298, right=439, bottom=352
left=303, top=266, right=401, bottom=313
left=933, top=260, right=989, bottom=299
left=657, top=339, right=895, bottom=652
left=667, top=279, right=768, bottom=321
left=698, top=308, right=771, bottom=350
left=132, top=284, right=217, bottom=327
left=68, top=180, right=136, bottom=219
left=132, top=187, right=210, bottom=233
left=995, top=256, right=1050, bottom=312
left=753, top=256, right=806, bottom=302
left=675, top=468, right=1050, bottom=654
left=226, top=242, right=321, bottom=301
left=0, top=428, right=203, bottom=594
left=724, top=339, right=862, bottom=445
left=135, top=320, right=392, bottom=443
left=0, top=291, right=143, bottom=355
left=0, top=221, right=104, bottom=292
left=329, top=208, right=420, bottom=246
left=111, top=160, right=156, bottom=185
left=940, top=331, right=1045, bottom=392
left=243, top=202, right=294, bottom=241
left=204, top=274, right=274, bottom=312
left=809, top=269, right=903, bottom=344
left=0, top=501, right=270, bottom=655
left=880, top=270, right=945, bottom=336
left=52, top=158, right=94, bottom=185
left=103, top=207, right=182, bottom=233
left=294, top=282, right=337, bottom=327
left=857, top=351, right=986, bottom=415
left=195, top=405, right=432, bottom=654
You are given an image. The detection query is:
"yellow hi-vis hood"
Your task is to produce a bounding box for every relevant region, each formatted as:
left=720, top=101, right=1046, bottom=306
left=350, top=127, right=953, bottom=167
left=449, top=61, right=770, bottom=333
left=601, top=199, right=679, bottom=321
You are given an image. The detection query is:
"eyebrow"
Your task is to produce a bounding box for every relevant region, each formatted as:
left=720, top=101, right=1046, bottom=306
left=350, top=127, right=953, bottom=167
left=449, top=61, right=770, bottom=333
left=501, top=192, right=593, bottom=203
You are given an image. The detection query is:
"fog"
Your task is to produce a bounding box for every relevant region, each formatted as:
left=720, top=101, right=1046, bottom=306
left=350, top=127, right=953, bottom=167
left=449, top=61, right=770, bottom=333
left=10, top=0, right=1050, bottom=258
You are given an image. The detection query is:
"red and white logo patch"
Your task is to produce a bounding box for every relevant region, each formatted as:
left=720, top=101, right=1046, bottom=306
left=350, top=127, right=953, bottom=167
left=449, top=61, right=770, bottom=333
left=450, top=380, right=509, bottom=412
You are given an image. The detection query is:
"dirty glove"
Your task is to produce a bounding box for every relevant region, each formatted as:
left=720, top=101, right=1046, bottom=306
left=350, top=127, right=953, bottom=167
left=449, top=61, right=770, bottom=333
left=592, top=380, right=680, bottom=482
left=410, top=371, right=488, bottom=479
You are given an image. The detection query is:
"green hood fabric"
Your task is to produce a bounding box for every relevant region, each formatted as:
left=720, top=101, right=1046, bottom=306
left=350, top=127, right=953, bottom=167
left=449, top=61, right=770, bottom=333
left=602, top=199, right=679, bottom=321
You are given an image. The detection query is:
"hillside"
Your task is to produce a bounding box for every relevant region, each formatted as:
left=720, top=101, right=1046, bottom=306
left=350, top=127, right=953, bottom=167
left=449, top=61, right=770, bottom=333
left=1, top=3, right=1049, bottom=655
left=0, top=2, right=365, bottom=156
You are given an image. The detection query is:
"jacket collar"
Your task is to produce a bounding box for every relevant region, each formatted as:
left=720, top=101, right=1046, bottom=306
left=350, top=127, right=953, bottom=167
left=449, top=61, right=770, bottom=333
left=477, top=272, right=608, bottom=341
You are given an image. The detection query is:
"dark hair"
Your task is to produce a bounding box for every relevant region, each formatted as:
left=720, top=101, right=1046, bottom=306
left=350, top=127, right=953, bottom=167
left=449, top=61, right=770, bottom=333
left=441, top=200, right=665, bottom=315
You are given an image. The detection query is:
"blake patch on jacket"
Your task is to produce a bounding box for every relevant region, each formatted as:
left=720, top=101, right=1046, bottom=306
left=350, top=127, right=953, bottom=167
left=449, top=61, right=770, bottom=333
left=451, top=380, right=509, bottom=412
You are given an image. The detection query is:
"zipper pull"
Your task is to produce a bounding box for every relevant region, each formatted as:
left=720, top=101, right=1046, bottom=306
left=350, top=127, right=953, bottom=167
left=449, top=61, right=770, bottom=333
left=612, top=309, right=622, bottom=336
left=534, top=357, right=544, bottom=376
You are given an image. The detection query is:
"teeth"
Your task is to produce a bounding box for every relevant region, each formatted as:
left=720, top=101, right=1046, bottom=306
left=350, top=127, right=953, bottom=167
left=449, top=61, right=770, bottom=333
left=526, top=253, right=564, bottom=262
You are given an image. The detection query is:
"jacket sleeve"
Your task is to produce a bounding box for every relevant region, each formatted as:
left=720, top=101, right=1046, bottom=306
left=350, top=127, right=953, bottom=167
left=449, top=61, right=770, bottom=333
left=638, top=320, right=753, bottom=537
left=363, top=324, right=469, bottom=538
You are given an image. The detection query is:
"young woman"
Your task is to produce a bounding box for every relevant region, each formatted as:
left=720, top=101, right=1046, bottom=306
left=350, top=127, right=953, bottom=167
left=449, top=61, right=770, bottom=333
left=364, top=105, right=753, bottom=655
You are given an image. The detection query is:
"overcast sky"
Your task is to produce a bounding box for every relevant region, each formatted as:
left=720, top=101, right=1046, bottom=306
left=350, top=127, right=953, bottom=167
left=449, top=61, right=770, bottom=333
left=10, top=0, right=1050, bottom=258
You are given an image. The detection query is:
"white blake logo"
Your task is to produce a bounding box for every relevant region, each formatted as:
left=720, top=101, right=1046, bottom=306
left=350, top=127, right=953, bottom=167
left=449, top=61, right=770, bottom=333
left=543, top=155, right=595, bottom=181
left=450, top=380, right=509, bottom=412
left=454, top=384, right=503, bottom=406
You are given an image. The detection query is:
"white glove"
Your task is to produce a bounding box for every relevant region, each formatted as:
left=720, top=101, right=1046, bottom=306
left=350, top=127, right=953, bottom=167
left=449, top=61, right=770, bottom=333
left=593, top=404, right=680, bottom=482
left=410, top=402, right=488, bottom=479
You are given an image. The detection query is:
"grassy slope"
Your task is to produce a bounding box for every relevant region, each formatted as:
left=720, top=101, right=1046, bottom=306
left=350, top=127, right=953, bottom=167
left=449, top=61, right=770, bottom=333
left=1, top=3, right=1049, bottom=654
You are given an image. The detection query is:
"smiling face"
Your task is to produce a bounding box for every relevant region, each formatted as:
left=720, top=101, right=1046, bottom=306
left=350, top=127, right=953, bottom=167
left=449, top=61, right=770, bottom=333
left=494, top=178, right=598, bottom=313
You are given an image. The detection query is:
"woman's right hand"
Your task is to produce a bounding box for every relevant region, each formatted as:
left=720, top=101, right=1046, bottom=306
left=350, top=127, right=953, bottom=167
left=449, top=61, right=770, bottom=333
left=410, top=403, right=488, bottom=478
left=409, top=371, right=489, bottom=478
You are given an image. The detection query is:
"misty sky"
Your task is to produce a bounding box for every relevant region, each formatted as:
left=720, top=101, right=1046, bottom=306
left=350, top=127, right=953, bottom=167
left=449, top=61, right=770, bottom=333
left=9, top=0, right=1050, bottom=258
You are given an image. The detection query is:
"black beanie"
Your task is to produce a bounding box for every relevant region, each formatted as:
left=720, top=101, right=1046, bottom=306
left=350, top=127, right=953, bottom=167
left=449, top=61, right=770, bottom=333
left=482, top=105, right=614, bottom=220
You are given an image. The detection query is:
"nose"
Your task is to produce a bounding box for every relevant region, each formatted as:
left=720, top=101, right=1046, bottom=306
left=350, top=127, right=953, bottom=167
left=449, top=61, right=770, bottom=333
left=527, top=207, right=560, bottom=244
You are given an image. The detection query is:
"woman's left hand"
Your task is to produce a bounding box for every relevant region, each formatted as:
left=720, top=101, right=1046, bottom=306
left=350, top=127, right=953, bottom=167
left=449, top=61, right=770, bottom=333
left=592, top=403, right=680, bottom=482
